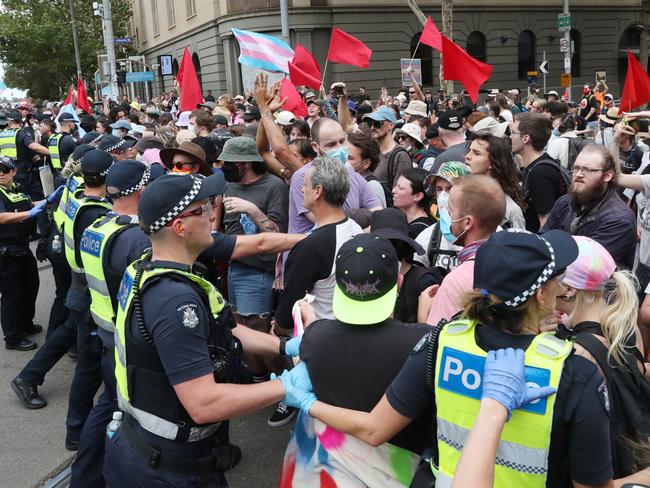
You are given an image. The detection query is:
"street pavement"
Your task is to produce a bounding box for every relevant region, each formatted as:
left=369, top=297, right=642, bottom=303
left=0, top=249, right=290, bottom=487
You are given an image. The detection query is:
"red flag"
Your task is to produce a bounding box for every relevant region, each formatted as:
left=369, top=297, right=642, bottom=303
left=176, top=49, right=187, bottom=88
left=420, top=17, right=442, bottom=52
left=77, top=78, right=92, bottom=114
left=63, top=85, right=75, bottom=106
left=619, top=49, right=650, bottom=112
left=178, top=49, right=203, bottom=112
left=280, top=78, right=308, bottom=118
left=289, top=44, right=322, bottom=90
left=441, top=35, right=492, bottom=103
left=327, top=28, right=372, bottom=69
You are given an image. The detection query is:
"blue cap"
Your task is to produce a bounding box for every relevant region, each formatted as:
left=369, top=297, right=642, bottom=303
left=347, top=100, right=357, bottom=113
left=106, top=160, right=151, bottom=198
left=59, top=112, right=77, bottom=123
left=81, top=150, right=114, bottom=176
left=363, top=106, right=396, bottom=124
left=110, top=120, right=132, bottom=130
left=0, top=156, right=15, bottom=169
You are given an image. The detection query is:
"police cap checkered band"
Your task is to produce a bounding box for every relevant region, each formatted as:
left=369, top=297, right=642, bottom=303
left=146, top=176, right=202, bottom=233
left=99, top=162, right=114, bottom=177
left=120, top=166, right=150, bottom=196
left=503, top=235, right=555, bottom=308
left=0, top=155, right=15, bottom=169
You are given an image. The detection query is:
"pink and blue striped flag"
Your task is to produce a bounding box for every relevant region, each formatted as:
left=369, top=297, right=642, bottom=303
left=232, top=28, right=294, bottom=74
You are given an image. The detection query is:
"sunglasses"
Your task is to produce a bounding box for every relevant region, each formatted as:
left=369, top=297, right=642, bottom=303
left=173, top=161, right=197, bottom=171
left=0, top=167, right=13, bottom=174
left=166, top=203, right=211, bottom=225
left=370, top=120, right=383, bottom=129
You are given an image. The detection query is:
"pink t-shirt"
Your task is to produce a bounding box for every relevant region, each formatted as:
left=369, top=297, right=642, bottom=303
left=426, top=260, right=475, bottom=326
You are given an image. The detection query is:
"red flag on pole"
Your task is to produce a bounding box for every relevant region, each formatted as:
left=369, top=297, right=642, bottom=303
left=420, top=17, right=442, bottom=52
left=77, top=78, right=92, bottom=114
left=289, top=44, right=322, bottom=90
left=619, top=49, right=650, bottom=112
left=327, top=28, right=372, bottom=68
left=280, top=78, right=308, bottom=118
left=441, top=35, right=492, bottom=103
left=178, top=48, right=204, bottom=112
left=176, top=50, right=187, bottom=88
left=63, top=85, right=75, bottom=106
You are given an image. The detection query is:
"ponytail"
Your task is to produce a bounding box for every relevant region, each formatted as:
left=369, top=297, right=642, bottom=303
left=462, top=289, right=542, bottom=334
left=602, top=270, right=639, bottom=364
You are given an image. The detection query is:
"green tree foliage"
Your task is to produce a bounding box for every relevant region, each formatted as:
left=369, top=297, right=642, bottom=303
left=0, top=0, right=132, bottom=100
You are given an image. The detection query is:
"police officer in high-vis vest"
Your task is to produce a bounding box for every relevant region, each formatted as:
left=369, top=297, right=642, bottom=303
left=104, top=172, right=309, bottom=487
left=72, top=160, right=153, bottom=488
left=0, top=156, right=61, bottom=351
left=283, top=229, right=618, bottom=488
left=48, top=112, right=78, bottom=181
left=0, top=111, right=50, bottom=200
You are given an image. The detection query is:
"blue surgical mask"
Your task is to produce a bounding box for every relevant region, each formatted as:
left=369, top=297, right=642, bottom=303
left=439, top=207, right=468, bottom=245
left=326, top=146, right=349, bottom=165
left=552, top=128, right=560, bottom=137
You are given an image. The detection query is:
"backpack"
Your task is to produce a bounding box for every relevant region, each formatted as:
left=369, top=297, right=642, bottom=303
left=566, top=137, right=590, bottom=171
left=426, top=223, right=458, bottom=278
left=531, top=157, right=571, bottom=195
left=573, top=331, right=650, bottom=477
left=382, top=145, right=410, bottom=207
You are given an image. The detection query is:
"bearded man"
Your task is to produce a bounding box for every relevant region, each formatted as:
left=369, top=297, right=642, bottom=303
left=541, top=143, right=636, bottom=268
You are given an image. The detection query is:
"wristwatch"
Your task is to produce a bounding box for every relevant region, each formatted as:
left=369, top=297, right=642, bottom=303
left=279, top=336, right=288, bottom=356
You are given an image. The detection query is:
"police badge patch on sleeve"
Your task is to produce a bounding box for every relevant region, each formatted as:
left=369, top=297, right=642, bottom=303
left=597, top=381, right=610, bottom=416
left=411, top=332, right=431, bottom=355
left=177, top=303, right=200, bottom=331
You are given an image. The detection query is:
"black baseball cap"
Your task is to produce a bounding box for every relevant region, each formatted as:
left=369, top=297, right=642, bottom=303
left=214, top=115, right=229, bottom=126
left=98, top=134, right=128, bottom=152
left=438, top=111, right=464, bottom=130
left=6, top=111, right=21, bottom=121
left=71, top=144, right=94, bottom=164
left=59, top=112, right=77, bottom=123
left=139, top=173, right=225, bottom=234
left=474, top=229, right=578, bottom=308
left=106, top=160, right=151, bottom=198
left=243, top=106, right=261, bottom=122
left=81, top=150, right=114, bottom=176
left=370, top=208, right=425, bottom=255
left=0, top=156, right=15, bottom=169
left=332, top=234, right=399, bottom=325
left=81, top=131, right=103, bottom=145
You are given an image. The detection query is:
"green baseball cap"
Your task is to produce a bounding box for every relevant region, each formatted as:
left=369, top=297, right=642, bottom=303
left=219, top=136, right=263, bottom=163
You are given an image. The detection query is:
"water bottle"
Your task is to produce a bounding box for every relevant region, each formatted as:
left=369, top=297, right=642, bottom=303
left=240, top=214, right=258, bottom=235
left=106, top=411, right=123, bottom=439
left=51, top=234, right=62, bottom=254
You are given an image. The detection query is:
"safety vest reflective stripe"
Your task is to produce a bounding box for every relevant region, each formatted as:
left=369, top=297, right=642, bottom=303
left=53, top=176, right=84, bottom=232
left=48, top=134, right=63, bottom=169
left=437, top=418, right=549, bottom=475
left=0, top=185, right=29, bottom=204
left=0, top=129, right=18, bottom=158
left=433, top=319, right=571, bottom=487
left=86, top=273, right=110, bottom=296
left=114, top=263, right=224, bottom=442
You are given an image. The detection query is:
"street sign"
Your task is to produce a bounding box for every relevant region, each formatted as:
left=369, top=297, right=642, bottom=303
left=557, top=13, right=571, bottom=32
left=539, top=60, right=549, bottom=74
left=564, top=57, right=571, bottom=70
left=527, top=71, right=538, bottom=85
left=560, top=38, right=570, bottom=53
left=114, top=37, right=132, bottom=45
left=400, top=59, right=422, bottom=86
left=125, top=71, right=154, bottom=83
left=561, top=73, right=571, bottom=88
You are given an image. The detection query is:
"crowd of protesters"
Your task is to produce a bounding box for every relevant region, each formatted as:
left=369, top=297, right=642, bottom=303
left=2, top=71, right=650, bottom=488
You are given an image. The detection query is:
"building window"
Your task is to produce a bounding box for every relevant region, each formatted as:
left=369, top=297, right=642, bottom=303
left=192, top=53, right=202, bottom=88
left=466, top=31, right=487, bottom=63
left=618, top=26, right=649, bottom=81
left=172, top=58, right=179, bottom=76
left=186, top=0, right=197, bottom=17
left=517, top=30, right=536, bottom=80
left=167, top=0, right=176, bottom=28
left=151, top=0, right=160, bottom=36
left=570, top=29, right=581, bottom=78
left=410, top=33, right=433, bottom=86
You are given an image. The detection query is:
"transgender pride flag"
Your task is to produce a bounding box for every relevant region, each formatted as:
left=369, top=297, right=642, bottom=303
left=232, top=28, right=294, bottom=74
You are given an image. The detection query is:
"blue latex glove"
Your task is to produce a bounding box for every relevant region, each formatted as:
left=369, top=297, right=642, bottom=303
left=481, top=348, right=557, bottom=420
left=27, top=201, right=47, bottom=219
left=47, top=185, right=65, bottom=204
left=276, top=362, right=317, bottom=412
left=285, top=335, right=302, bottom=358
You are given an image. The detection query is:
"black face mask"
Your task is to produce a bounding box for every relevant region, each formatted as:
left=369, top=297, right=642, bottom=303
left=221, top=163, right=242, bottom=183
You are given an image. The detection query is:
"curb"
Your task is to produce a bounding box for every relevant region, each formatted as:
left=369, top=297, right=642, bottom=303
left=35, top=455, right=74, bottom=488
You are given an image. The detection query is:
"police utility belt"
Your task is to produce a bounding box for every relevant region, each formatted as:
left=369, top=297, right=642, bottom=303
left=120, top=417, right=232, bottom=477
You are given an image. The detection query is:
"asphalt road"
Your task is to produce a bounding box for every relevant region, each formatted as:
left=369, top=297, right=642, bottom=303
left=0, top=249, right=290, bottom=488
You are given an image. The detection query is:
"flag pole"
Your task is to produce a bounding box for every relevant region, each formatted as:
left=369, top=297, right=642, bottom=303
left=409, top=39, right=422, bottom=69
left=320, top=60, right=329, bottom=98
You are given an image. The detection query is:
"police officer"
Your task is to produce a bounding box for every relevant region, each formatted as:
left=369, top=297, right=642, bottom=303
left=104, top=173, right=307, bottom=487
left=0, top=156, right=60, bottom=351
left=48, top=112, right=79, bottom=181
left=285, top=229, right=618, bottom=487
left=0, top=111, right=50, bottom=200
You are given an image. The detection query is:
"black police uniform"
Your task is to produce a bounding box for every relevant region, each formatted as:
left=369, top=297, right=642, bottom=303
left=0, top=181, right=39, bottom=346
left=104, top=259, right=240, bottom=488
left=14, top=128, right=44, bottom=201
left=387, top=323, right=613, bottom=487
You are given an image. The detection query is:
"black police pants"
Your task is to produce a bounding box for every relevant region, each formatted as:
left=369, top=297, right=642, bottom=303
left=66, top=314, right=103, bottom=441
left=0, top=250, right=39, bottom=345
left=70, top=347, right=117, bottom=488
left=45, top=241, right=71, bottom=337
left=18, top=310, right=77, bottom=385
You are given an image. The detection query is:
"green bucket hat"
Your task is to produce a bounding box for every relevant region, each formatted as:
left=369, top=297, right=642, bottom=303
left=219, top=136, right=264, bottom=163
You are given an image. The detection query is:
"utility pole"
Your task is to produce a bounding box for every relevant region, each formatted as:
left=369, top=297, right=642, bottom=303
left=94, top=1, right=119, bottom=100
left=69, top=0, right=83, bottom=80
left=280, top=0, right=290, bottom=45
left=563, top=0, right=572, bottom=101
